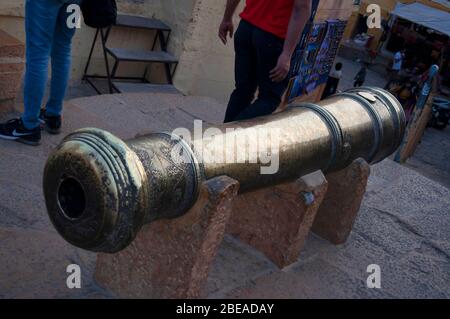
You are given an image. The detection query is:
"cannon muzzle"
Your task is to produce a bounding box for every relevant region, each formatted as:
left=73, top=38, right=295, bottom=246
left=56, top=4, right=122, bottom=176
left=43, top=87, right=405, bottom=253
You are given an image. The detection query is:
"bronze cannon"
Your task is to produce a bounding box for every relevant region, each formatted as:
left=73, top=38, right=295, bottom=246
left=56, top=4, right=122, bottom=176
left=43, top=87, right=406, bottom=253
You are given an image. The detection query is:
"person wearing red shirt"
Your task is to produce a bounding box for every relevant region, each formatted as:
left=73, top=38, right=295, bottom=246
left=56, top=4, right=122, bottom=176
left=219, top=0, right=311, bottom=123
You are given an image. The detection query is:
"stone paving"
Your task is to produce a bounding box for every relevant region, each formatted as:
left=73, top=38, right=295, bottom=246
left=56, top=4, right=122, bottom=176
left=0, top=58, right=449, bottom=298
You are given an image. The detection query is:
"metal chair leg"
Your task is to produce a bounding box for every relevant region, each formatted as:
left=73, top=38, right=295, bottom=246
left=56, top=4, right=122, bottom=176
left=100, top=28, right=114, bottom=94
left=83, top=29, right=99, bottom=81
left=156, top=30, right=173, bottom=84
left=111, top=60, right=119, bottom=79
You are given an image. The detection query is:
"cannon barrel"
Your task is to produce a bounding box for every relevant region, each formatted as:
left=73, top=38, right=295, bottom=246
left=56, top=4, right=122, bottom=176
left=43, top=87, right=405, bottom=253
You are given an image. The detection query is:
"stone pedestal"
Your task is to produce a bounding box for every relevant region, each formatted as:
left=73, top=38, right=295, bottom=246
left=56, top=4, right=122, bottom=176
left=312, top=158, right=371, bottom=244
left=95, top=176, right=239, bottom=299
left=226, top=171, right=328, bottom=269
left=0, top=30, right=24, bottom=114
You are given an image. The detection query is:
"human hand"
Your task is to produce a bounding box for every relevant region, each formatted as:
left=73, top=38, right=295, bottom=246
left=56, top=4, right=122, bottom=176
left=270, top=52, right=291, bottom=82
left=219, top=19, right=234, bottom=45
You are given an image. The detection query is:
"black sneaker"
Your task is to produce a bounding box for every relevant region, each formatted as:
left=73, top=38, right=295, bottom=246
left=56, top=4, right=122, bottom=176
left=0, top=118, right=41, bottom=146
left=39, top=109, right=62, bottom=134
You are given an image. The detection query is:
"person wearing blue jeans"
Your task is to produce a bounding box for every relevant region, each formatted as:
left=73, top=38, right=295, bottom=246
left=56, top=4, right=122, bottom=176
left=0, top=0, right=79, bottom=145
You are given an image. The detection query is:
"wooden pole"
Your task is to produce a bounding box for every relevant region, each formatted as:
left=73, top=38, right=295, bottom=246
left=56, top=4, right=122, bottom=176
left=394, top=65, right=440, bottom=163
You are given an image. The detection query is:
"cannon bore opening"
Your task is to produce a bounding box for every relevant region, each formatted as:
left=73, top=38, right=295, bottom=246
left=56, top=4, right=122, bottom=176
left=57, top=177, right=86, bottom=220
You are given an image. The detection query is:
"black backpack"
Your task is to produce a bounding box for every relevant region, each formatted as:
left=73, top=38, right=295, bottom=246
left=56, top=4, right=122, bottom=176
left=81, top=0, right=117, bottom=29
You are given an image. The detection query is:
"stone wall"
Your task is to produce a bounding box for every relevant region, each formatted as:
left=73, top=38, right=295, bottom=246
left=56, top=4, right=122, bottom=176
left=0, top=29, right=24, bottom=114
left=174, top=0, right=244, bottom=102
left=0, top=0, right=195, bottom=85
left=0, top=0, right=356, bottom=103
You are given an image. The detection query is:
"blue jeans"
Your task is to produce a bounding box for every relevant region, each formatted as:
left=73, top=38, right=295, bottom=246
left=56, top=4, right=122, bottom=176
left=22, top=0, right=78, bottom=129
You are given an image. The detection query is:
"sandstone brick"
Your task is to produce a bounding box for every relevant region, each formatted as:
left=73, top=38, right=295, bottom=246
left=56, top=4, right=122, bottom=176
left=0, top=72, right=23, bottom=101
left=0, top=30, right=24, bottom=112
left=0, top=57, right=25, bottom=73
left=0, top=30, right=25, bottom=58
left=227, top=171, right=328, bottom=269
left=312, top=158, right=371, bottom=245
left=95, top=176, right=239, bottom=299
left=0, top=99, right=15, bottom=114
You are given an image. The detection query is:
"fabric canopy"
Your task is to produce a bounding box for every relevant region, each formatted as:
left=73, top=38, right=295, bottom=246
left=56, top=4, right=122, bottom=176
left=392, top=2, right=450, bottom=37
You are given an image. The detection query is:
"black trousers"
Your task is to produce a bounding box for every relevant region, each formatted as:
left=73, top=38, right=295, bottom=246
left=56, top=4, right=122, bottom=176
left=321, top=76, right=340, bottom=99
left=354, top=79, right=364, bottom=87
left=224, top=20, right=289, bottom=123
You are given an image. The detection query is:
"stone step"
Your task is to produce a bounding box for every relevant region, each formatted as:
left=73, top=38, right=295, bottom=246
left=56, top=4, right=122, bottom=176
left=0, top=149, right=45, bottom=186
left=106, top=47, right=178, bottom=64
left=66, top=93, right=198, bottom=138
left=113, top=81, right=182, bottom=95
left=0, top=178, right=50, bottom=231
left=115, top=14, right=171, bottom=32
left=0, top=225, right=103, bottom=298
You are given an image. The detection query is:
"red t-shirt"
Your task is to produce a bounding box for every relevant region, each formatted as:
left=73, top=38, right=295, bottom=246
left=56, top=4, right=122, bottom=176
left=240, top=0, right=295, bottom=39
